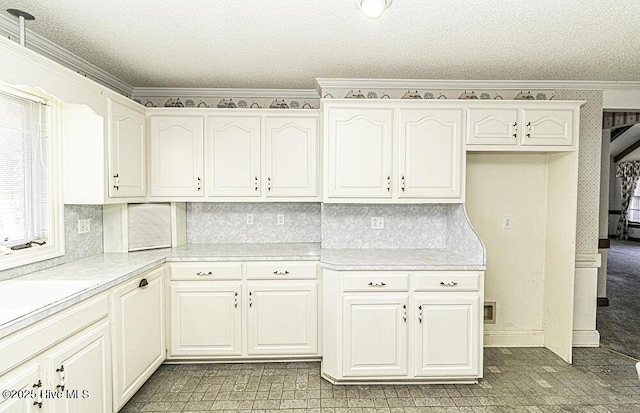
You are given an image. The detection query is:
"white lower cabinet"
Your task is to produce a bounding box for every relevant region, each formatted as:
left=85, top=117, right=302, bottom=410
left=111, top=267, right=165, bottom=411
left=44, top=320, right=111, bottom=413
left=342, top=295, right=408, bottom=377
left=247, top=282, right=318, bottom=356
left=414, top=295, right=480, bottom=377
left=323, top=269, right=483, bottom=383
left=170, top=283, right=242, bottom=357
left=0, top=363, right=41, bottom=413
left=168, top=261, right=319, bottom=359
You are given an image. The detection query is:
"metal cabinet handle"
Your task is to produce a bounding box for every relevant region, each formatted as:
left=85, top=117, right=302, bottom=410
left=254, top=176, right=259, bottom=191
left=196, top=271, right=214, bottom=276
left=249, top=291, right=252, bottom=307
left=418, top=305, right=422, bottom=323
left=368, top=282, right=387, bottom=287
left=440, top=281, right=458, bottom=287
left=386, top=176, right=391, bottom=192
left=113, top=173, right=120, bottom=190
left=138, top=278, right=149, bottom=288
left=512, top=122, right=517, bottom=138
left=234, top=292, right=238, bottom=308
left=403, top=304, right=407, bottom=322
left=197, top=176, right=202, bottom=191
left=273, top=270, right=289, bottom=275
left=526, top=121, right=531, bottom=138
left=401, top=175, right=406, bottom=192
left=33, top=380, right=43, bottom=408
left=56, top=365, right=65, bottom=391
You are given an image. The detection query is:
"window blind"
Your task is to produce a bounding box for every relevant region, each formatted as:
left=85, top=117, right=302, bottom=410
left=0, top=90, right=50, bottom=246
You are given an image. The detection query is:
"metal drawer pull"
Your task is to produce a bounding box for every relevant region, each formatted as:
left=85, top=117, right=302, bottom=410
left=512, top=122, right=517, bottom=138
left=526, top=121, right=531, bottom=137
left=273, top=270, right=289, bottom=275
left=33, top=380, right=43, bottom=408
left=196, top=271, right=214, bottom=276
left=403, top=304, right=406, bottom=322
left=418, top=305, right=422, bottom=323
left=234, top=292, right=238, bottom=308
left=440, top=281, right=458, bottom=286
left=138, top=278, right=149, bottom=288
left=56, top=365, right=65, bottom=391
left=368, top=282, right=387, bottom=287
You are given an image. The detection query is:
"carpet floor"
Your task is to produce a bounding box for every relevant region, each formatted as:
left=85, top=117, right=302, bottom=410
left=596, top=239, right=640, bottom=359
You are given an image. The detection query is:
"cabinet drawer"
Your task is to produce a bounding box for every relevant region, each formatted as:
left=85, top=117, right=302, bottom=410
left=414, top=272, right=480, bottom=292
left=169, top=262, right=242, bottom=281
left=343, top=272, right=409, bottom=292
left=246, top=261, right=317, bottom=279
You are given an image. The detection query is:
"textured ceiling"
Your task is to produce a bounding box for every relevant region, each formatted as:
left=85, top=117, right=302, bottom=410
left=1, top=0, right=640, bottom=89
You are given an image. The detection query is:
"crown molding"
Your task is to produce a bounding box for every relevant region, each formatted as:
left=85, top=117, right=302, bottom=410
left=315, top=78, right=640, bottom=94
left=0, top=14, right=133, bottom=96
left=132, top=87, right=319, bottom=99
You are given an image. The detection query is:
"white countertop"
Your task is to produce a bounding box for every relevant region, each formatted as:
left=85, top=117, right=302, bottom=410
left=0, top=242, right=485, bottom=339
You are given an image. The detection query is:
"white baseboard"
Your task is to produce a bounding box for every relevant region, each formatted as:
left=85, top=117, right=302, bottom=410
left=484, top=330, right=544, bottom=347
left=572, top=330, right=600, bottom=347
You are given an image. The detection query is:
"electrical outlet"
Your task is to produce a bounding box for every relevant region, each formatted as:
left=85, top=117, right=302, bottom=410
left=371, top=217, right=384, bottom=229
left=277, top=214, right=285, bottom=225
left=77, top=218, right=90, bottom=234
left=246, top=214, right=254, bottom=225
left=503, top=216, right=512, bottom=229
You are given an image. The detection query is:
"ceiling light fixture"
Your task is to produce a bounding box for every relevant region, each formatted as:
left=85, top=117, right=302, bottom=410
left=356, top=0, right=392, bottom=19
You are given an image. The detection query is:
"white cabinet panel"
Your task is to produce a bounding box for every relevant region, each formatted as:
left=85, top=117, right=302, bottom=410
left=522, top=109, right=574, bottom=146
left=342, top=295, right=408, bottom=377
left=265, top=116, right=318, bottom=197
left=108, top=100, right=146, bottom=198
left=150, top=115, right=204, bottom=197
left=206, top=116, right=261, bottom=197
left=247, top=282, right=318, bottom=355
left=466, top=108, right=518, bottom=145
left=0, top=364, right=41, bottom=413
left=112, top=268, right=165, bottom=411
left=398, top=109, right=463, bottom=199
left=414, top=295, right=480, bottom=377
left=327, top=108, right=393, bottom=198
left=45, top=321, right=111, bottom=413
left=170, top=283, right=242, bottom=357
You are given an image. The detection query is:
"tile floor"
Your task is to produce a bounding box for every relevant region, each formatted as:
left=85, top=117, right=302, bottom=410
left=121, top=347, right=640, bottom=413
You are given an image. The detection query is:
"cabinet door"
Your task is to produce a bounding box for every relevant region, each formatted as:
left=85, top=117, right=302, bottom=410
left=247, top=282, right=318, bottom=355
left=45, top=320, right=111, bottom=413
left=265, top=116, right=318, bottom=197
left=170, top=283, right=242, bottom=357
left=327, top=108, right=393, bottom=198
left=150, top=116, right=204, bottom=197
left=108, top=100, right=146, bottom=198
left=342, top=295, right=408, bottom=377
left=398, top=109, right=464, bottom=199
left=521, top=109, right=574, bottom=146
left=414, top=294, right=480, bottom=378
left=206, top=116, right=261, bottom=197
left=112, top=268, right=165, bottom=410
left=0, top=363, right=41, bottom=413
left=466, top=108, right=518, bottom=146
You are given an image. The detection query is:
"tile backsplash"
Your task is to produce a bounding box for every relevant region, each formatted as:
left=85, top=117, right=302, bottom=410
left=187, top=203, right=321, bottom=244
left=321, top=204, right=449, bottom=249
left=0, top=205, right=103, bottom=281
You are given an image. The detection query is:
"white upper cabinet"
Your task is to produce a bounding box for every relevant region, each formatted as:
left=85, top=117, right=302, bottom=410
left=63, top=97, right=147, bottom=204
left=466, top=101, right=582, bottom=151
left=265, top=116, right=319, bottom=198
left=521, top=108, right=574, bottom=146
left=109, top=100, right=146, bottom=198
left=466, top=108, right=519, bottom=146
left=326, top=107, right=393, bottom=199
left=324, top=101, right=464, bottom=203
left=149, top=115, right=204, bottom=197
left=398, top=108, right=463, bottom=199
left=206, top=116, right=261, bottom=197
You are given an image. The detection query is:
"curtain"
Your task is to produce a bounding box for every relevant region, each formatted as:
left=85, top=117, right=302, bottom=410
left=616, top=160, right=640, bottom=239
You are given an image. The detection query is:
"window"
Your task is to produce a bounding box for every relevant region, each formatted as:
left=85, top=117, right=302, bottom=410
left=0, top=86, right=63, bottom=270
left=628, top=182, right=640, bottom=223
